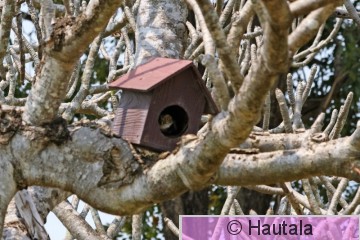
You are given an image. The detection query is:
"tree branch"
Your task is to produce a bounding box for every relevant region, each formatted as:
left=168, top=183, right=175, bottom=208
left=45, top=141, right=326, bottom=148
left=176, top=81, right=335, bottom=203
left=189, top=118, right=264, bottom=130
left=288, top=4, right=337, bottom=55
left=289, top=0, right=339, bottom=17
left=3, top=114, right=357, bottom=217
left=62, top=0, right=122, bottom=59
left=0, top=0, right=15, bottom=80
left=134, top=0, right=188, bottom=64
left=53, top=201, right=108, bottom=240
left=194, top=0, right=244, bottom=90
left=344, top=0, right=360, bottom=29
left=227, top=1, right=254, bottom=58
left=217, top=134, right=360, bottom=186
left=23, top=0, right=123, bottom=125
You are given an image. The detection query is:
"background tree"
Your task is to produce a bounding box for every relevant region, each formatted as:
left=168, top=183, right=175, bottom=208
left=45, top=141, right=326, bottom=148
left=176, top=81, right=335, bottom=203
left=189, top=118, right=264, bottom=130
left=0, top=0, right=360, bottom=239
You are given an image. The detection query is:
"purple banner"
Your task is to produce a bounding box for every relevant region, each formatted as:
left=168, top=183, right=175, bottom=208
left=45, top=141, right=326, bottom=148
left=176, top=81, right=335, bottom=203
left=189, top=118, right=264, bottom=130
left=181, top=216, right=359, bottom=240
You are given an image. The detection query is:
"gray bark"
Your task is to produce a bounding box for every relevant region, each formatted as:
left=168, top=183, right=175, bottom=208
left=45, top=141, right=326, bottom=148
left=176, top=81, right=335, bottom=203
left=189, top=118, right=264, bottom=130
left=134, top=0, right=188, bottom=64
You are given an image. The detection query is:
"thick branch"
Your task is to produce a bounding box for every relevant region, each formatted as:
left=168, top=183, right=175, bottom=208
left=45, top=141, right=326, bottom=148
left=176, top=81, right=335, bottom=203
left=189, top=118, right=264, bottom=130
left=23, top=0, right=123, bottom=125
left=5, top=124, right=360, bottom=216
left=61, top=0, right=122, bottom=60
left=289, top=0, right=340, bottom=17
left=23, top=56, right=76, bottom=124
left=217, top=136, right=360, bottom=185
left=134, top=0, right=188, bottom=64
left=288, top=4, right=338, bottom=54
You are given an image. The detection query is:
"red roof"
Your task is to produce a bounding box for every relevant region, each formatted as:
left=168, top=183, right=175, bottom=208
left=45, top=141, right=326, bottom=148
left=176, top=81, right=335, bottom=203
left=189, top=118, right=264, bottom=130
left=108, top=58, right=193, bottom=91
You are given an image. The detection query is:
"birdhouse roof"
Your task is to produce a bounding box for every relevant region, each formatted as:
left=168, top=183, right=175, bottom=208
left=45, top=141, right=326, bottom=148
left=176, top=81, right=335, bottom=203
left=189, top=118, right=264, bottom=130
left=109, top=58, right=195, bottom=91
left=109, top=57, right=219, bottom=114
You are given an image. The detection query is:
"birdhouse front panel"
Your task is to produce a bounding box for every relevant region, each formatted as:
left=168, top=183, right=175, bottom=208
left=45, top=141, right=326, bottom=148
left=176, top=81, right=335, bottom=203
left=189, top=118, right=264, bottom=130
left=140, top=70, right=206, bottom=151
left=112, top=91, right=152, bottom=144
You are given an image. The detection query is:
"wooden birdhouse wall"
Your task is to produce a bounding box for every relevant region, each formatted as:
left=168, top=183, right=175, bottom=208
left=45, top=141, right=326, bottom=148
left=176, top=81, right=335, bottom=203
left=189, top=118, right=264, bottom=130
left=112, top=91, right=152, bottom=144
left=141, top=70, right=206, bottom=150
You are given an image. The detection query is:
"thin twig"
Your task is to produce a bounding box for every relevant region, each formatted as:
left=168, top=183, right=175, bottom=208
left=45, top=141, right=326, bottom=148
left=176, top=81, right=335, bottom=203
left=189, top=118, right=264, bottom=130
left=220, top=186, right=240, bottom=215
left=191, top=0, right=244, bottom=91
left=200, top=54, right=230, bottom=111
left=79, top=204, right=90, bottom=219
left=65, top=61, right=81, bottom=100
left=341, top=185, right=360, bottom=215
left=324, top=109, right=338, bottom=135
left=164, top=217, right=180, bottom=237
left=292, top=18, right=342, bottom=67
left=90, top=207, right=107, bottom=235
left=262, top=91, right=270, bottom=131
left=70, top=195, right=79, bottom=210
left=219, top=0, right=235, bottom=27
left=279, top=183, right=303, bottom=215
left=0, top=0, right=15, bottom=80
left=275, top=89, right=293, bottom=133
left=318, top=176, right=348, bottom=209
left=123, top=6, right=136, bottom=33
left=344, top=0, right=360, bottom=28
left=233, top=199, right=244, bottom=215
left=132, top=214, right=143, bottom=240
left=327, top=178, right=349, bottom=214
left=329, top=92, right=353, bottom=139
left=277, top=197, right=290, bottom=215
left=26, top=0, right=43, bottom=60
left=302, top=65, right=317, bottom=104
left=292, top=82, right=305, bottom=131
left=286, top=73, right=296, bottom=111
left=308, top=177, right=326, bottom=209
left=107, top=216, right=127, bottom=239
left=310, top=112, right=325, bottom=134
left=302, top=179, right=322, bottom=214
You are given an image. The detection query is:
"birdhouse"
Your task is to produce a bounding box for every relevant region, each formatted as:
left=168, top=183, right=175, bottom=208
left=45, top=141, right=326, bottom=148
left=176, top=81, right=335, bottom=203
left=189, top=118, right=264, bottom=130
left=108, top=57, right=218, bottom=151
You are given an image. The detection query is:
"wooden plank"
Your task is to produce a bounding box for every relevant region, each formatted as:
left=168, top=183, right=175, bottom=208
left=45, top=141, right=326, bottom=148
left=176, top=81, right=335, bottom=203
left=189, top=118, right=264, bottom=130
left=112, top=108, right=148, bottom=144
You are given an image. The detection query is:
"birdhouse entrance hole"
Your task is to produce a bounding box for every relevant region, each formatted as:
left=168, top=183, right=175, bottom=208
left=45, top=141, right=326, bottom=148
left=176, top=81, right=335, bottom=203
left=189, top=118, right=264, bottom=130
left=158, top=105, right=189, bottom=138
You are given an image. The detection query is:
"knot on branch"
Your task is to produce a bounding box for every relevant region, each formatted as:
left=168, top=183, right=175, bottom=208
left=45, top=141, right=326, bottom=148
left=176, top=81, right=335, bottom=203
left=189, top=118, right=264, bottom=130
left=42, top=117, right=71, bottom=145
left=98, top=144, right=141, bottom=189
left=311, top=132, right=329, bottom=143
left=50, top=16, right=75, bottom=51
left=0, top=104, right=22, bottom=144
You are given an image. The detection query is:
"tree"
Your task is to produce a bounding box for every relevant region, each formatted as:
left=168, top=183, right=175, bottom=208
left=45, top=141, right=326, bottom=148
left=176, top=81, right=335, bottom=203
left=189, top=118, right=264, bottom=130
left=1, top=0, right=360, bottom=239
